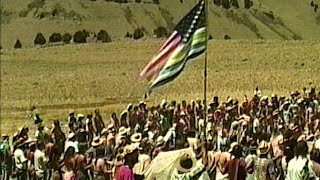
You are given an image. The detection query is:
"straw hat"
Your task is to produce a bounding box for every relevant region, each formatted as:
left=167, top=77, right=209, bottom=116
left=77, top=114, right=84, bottom=118
left=228, top=142, right=240, bottom=153
left=118, top=126, right=129, bottom=136
left=257, top=141, right=270, bottom=155
left=68, top=109, right=75, bottom=115
left=67, top=133, right=76, bottom=140
left=123, top=144, right=139, bottom=156
left=156, top=136, right=165, bottom=146
left=130, top=133, right=142, bottom=143
left=1, top=134, right=9, bottom=138
left=101, top=128, right=109, bottom=136
left=176, top=153, right=196, bottom=173
left=91, top=137, right=103, bottom=147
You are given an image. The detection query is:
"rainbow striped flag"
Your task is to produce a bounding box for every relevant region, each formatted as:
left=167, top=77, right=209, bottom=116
left=140, top=0, right=207, bottom=92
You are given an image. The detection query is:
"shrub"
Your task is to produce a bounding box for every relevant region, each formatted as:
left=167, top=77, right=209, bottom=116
left=224, top=34, right=231, bottom=40
left=34, top=33, right=46, bottom=45
left=221, top=0, right=230, bottom=9
left=311, top=1, right=314, bottom=7
left=209, top=34, right=213, bottom=40
left=73, top=30, right=87, bottom=43
left=97, top=30, right=112, bottom=43
left=315, top=4, right=318, bottom=12
left=135, top=0, right=141, bottom=3
left=230, top=0, right=239, bottom=8
left=154, top=26, right=168, bottom=38
left=125, top=32, right=133, bottom=38
left=14, top=39, right=22, bottom=49
left=244, top=0, right=251, bottom=9
left=213, top=0, right=221, bottom=6
left=49, top=33, right=62, bottom=43
left=0, top=45, right=2, bottom=50
left=62, top=33, right=72, bottom=44
left=153, top=0, right=160, bottom=4
left=133, top=28, right=144, bottom=40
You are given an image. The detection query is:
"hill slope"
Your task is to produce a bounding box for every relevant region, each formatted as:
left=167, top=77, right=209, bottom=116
left=1, top=0, right=320, bottom=48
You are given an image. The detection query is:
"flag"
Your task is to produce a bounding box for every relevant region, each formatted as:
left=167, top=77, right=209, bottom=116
left=140, top=0, right=207, bottom=91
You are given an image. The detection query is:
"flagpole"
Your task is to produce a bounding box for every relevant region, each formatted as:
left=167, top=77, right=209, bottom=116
left=203, top=0, right=209, bottom=152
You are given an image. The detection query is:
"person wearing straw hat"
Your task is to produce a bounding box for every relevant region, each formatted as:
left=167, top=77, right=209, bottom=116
left=171, top=140, right=209, bottom=180
left=115, top=144, right=139, bottom=180
left=130, top=133, right=142, bottom=144
left=65, top=133, right=79, bottom=153
left=252, top=140, right=271, bottom=180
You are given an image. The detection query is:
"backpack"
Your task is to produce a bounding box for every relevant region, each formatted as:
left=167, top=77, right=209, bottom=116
left=301, top=160, right=310, bottom=180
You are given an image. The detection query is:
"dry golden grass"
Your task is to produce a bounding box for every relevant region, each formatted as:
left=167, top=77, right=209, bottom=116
left=1, top=39, right=320, bottom=135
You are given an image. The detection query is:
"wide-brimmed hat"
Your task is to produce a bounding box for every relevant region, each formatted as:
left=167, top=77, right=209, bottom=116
left=101, top=128, right=109, bottom=136
left=123, top=144, right=139, bottom=156
left=77, top=114, right=84, bottom=118
left=1, top=134, right=9, bottom=138
left=91, top=137, right=103, bottom=147
left=67, top=133, right=76, bottom=140
left=118, top=126, right=130, bottom=136
left=228, top=142, right=240, bottom=153
left=257, top=140, right=270, bottom=155
left=130, top=133, right=142, bottom=143
left=156, top=136, right=165, bottom=146
left=176, top=153, right=196, bottom=173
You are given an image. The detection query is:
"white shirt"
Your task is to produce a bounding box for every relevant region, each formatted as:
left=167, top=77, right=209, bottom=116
left=14, top=148, right=27, bottom=170
left=65, top=140, right=79, bottom=153
left=286, top=156, right=315, bottom=180
left=34, top=149, right=48, bottom=173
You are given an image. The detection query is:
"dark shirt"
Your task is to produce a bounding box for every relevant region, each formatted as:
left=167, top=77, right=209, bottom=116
left=222, top=159, right=248, bottom=180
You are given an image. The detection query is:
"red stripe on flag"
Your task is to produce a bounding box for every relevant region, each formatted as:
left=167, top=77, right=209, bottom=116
left=159, top=31, right=178, bottom=52
left=140, top=35, right=182, bottom=79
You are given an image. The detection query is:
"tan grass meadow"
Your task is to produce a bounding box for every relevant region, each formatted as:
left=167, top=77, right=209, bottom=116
left=1, top=39, right=320, bottom=135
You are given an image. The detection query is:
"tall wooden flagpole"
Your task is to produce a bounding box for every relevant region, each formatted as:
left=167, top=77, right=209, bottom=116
left=203, top=0, right=209, bottom=150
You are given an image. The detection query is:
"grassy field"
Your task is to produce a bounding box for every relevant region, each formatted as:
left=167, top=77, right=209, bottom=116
left=1, top=39, right=320, bottom=135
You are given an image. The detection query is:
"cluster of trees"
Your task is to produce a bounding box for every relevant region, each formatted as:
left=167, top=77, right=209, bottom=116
left=124, top=26, right=168, bottom=40
left=95, top=0, right=160, bottom=4
left=213, top=0, right=253, bottom=9
left=311, top=1, right=319, bottom=12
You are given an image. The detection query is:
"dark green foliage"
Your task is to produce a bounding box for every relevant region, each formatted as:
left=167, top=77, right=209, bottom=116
left=154, top=26, right=168, bottom=38
left=153, top=0, right=160, bottom=4
left=224, top=34, right=231, bottom=40
left=73, top=30, right=88, bottom=43
left=14, top=39, right=22, bottom=49
left=133, top=28, right=144, bottom=39
left=125, top=32, right=133, bottom=38
left=34, top=33, right=46, bottom=45
left=222, top=0, right=230, bottom=9
left=49, top=33, right=62, bottom=43
left=244, top=0, right=251, bottom=9
left=311, top=1, right=314, bottom=7
left=230, top=0, right=239, bottom=8
left=97, top=30, right=112, bottom=43
left=209, top=34, right=213, bottom=40
left=62, top=33, right=72, bottom=44
left=135, top=0, right=141, bottom=3
left=213, top=0, right=221, bottom=6
left=315, top=4, right=318, bottom=12
left=0, top=45, right=2, bottom=50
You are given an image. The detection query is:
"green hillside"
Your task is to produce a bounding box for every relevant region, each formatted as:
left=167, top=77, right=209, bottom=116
left=1, top=0, right=320, bottom=48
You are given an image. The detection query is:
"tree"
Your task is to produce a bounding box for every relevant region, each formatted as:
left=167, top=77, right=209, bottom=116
left=154, top=26, right=168, bottom=38
left=34, top=33, right=46, bottom=45
left=97, top=30, right=112, bottom=43
left=209, top=34, right=213, bottom=40
left=230, top=0, right=239, bottom=8
left=135, top=0, right=141, bottom=3
left=244, top=0, right=252, bottom=9
left=125, top=32, right=133, bottom=38
left=153, top=0, right=160, bottom=4
left=73, top=30, right=87, bottom=43
left=49, top=33, right=62, bottom=43
left=14, top=39, right=22, bottom=49
left=213, top=0, right=221, bottom=6
left=133, top=28, right=144, bottom=40
left=224, top=34, right=231, bottom=40
left=221, top=0, right=230, bottom=9
left=62, top=33, right=72, bottom=44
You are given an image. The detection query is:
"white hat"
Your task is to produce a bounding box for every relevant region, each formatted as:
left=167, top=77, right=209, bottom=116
left=130, top=133, right=142, bottom=143
left=176, top=153, right=196, bottom=173
left=67, top=133, right=76, bottom=139
left=156, top=136, right=165, bottom=146
left=118, top=126, right=129, bottom=136
left=77, top=114, right=84, bottom=118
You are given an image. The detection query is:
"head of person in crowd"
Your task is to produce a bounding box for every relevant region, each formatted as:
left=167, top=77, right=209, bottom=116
left=123, top=144, right=139, bottom=168
left=229, top=142, right=243, bottom=158
left=294, top=141, right=308, bottom=158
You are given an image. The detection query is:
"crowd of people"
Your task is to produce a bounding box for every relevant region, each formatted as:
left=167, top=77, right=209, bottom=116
left=1, top=87, right=320, bottom=180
